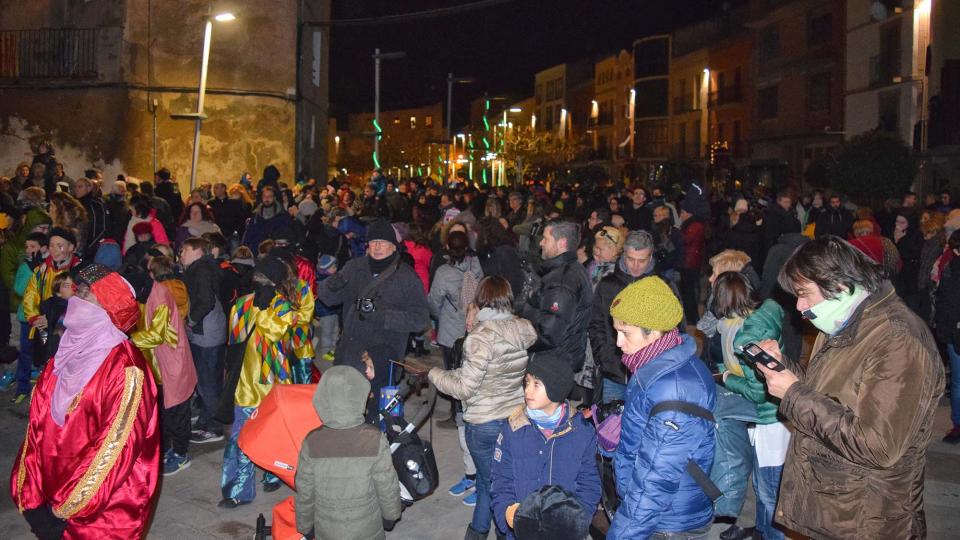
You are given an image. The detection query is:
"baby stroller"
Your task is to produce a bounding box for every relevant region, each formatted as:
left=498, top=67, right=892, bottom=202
left=249, top=372, right=438, bottom=540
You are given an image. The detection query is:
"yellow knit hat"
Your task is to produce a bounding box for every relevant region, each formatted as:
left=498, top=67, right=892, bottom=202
left=610, top=276, right=682, bottom=331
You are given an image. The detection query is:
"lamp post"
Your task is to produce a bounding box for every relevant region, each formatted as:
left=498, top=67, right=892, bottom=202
left=372, top=48, right=406, bottom=169
left=447, top=73, right=475, bottom=179
left=171, top=12, right=235, bottom=191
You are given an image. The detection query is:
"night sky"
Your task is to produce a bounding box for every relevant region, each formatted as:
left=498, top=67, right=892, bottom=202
left=330, top=0, right=734, bottom=126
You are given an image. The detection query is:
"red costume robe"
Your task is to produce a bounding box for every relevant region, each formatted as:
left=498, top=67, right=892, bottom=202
left=10, top=340, right=160, bottom=539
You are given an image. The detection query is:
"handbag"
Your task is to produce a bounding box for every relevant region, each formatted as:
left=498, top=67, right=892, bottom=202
left=590, top=400, right=625, bottom=454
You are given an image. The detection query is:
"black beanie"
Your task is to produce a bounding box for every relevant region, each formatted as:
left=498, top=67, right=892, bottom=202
left=525, top=353, right=575, bottom=403
left=513, top=485, right=587, bottom=540
left=48, top=226, right=77, bottom=247
left=366, top=219, right=398, bottom=246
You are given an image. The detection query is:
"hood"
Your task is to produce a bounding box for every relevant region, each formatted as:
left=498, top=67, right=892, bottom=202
left=313, top=365, right=371, bottom=429
left=777, top=232, right=809, bottom=250
left=262, top=164, right=281, bottom=184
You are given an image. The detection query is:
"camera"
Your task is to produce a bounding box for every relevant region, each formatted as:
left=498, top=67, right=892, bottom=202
left=356, top=297, right=376, bottom=314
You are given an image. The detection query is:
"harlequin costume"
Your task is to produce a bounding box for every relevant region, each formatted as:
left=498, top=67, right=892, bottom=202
left=220, top=255, right=298, bottom=505
left=10, top=264, right=160, bottom=540
left=22, top=250, right=80, bottom=339
left=272, top=246, right=316, bottom=384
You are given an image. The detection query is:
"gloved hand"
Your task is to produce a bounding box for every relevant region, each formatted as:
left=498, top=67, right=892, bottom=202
left=23, top=506, right=67, bottom=540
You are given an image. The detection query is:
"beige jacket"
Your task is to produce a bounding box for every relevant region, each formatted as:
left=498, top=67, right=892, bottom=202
left=429, top=312, right=537, bottom=424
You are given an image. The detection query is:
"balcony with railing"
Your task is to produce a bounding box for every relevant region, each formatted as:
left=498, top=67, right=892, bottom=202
left=672, top=94, right=699, bottom=114
left=0, top=28, right=98, bottom=80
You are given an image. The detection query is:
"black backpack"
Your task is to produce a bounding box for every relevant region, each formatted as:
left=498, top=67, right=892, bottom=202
left=383, top=415, right=440, bottom=502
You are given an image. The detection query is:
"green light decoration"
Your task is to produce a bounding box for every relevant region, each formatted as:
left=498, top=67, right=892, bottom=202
left=483, top=116, right=490, bottom=131
left=485, top=99, right=490, bottom=111
left=417, top=167, right=424, bottom=176
left=482, top=168, right=487, bottom=184
left=437, top=155, right=443, bottom=163
left=372, top=151, right=380, bottom=169
left=483, top=138, right=490, bottom=149
left=372, top=119, right=382, bottom=139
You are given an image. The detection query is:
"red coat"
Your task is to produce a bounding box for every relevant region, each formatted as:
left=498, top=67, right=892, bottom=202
left=680, top=218, right=707, bottom=270
left=10, top=341, right=160, bottom=539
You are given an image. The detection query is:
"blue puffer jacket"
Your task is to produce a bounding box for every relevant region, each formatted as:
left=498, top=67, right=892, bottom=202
left=608, top=334, right=716, bottom=539
left=491, top=404, right=602, bottom=539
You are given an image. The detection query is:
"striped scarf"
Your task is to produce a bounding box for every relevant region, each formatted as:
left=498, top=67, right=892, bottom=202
left=621, top=328, right=681, bottom=373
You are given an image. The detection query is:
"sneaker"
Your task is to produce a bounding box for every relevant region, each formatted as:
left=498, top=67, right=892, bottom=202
left=163, top=452, right=191, bottom=476
left=30, top=368, right=41, bottom=382
left=190, top=430, right=224, bottom=444
left=448, top=476, right=476, bottom=496
left=263, top=481, right=281, bottom=493
left=322, top=350, right=335, bottom=362
left=0, top=371, right=14, bottom=391
left=10, top=393, right=27, bottom=405
left=217, top=497, right=250, bottom=509
left=943, top=427, right=960, bottom=444
left=462, top=490, right=477, bottom=507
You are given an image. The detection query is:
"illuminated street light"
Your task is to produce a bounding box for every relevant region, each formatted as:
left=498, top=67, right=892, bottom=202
left=171, top=11, right=236, bottom=190
left=509, top=107, right=522, bottom=113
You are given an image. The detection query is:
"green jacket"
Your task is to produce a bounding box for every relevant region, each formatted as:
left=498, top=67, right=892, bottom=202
left=295, top=366, right=401, bottom=540
left=1, top=207, right=50, bottom=311
left=722, top=299, right=785, bottom=425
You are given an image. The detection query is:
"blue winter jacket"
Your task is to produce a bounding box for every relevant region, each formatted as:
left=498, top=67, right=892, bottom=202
left=608, top=334, right=716, bottom=539
left=491, top=404, right=602, bottom=539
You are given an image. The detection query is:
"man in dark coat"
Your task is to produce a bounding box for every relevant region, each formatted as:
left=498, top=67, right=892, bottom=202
left=74, top=176, right=108, bottom=261
left=317, top=219, right=430, bottom=400
left=241, top=186, right=294, bottom=251
left=814, top=194, right=853, bottom=239
left=520, top=220, right=593, bottom=372
left=153, top=168, right=185, bottom=227
left=208, top=183, right=248, bottom=243
left=761, top=190, right=801, bottom=258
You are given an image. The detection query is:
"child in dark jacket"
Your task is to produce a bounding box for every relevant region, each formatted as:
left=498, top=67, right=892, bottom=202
left=491, top=354, right=602, bottom=539
left=36, top=272, right=74, bottom=364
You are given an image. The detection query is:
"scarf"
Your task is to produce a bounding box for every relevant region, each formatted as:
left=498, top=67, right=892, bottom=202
left=186, top=219, right=220, bottom=237
left=476, top=307, right=513, bottom=322
left=368, top=251, right=398, bottom=274
left=527, top=402, right=566, bottom=434
left=51, top=296, right=128, bottom=426
left=621, top=328, right=681, bottom=373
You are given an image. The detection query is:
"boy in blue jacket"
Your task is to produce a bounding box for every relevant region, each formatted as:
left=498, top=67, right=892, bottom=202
left=491, top=354, right=601, bottom=539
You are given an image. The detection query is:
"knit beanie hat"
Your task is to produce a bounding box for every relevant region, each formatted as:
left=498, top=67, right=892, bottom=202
left=298, top=198, right=318, bottom=218
left=48, top=226, right=77, bottom=246
left=526, top=353, right=574, bottom=403
left=610, top=276, right=682, bottom=331
left=366, top=219, right=399, bottom=246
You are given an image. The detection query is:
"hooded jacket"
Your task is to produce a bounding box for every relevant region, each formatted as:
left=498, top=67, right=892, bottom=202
left=429, top=311, right=537, bottom=424
left=427, top=256, right=484, bottom=348
left=491, top=404, right=602, bottom=539
left=608, top=335, right=716, bottom=539
left=295, top=366, right=401, bottom=540
left=521, top=251, right=594, bottom=371
left=721, top=299, right=784, bottom=425
left=774, top=282, right=944, bottom=539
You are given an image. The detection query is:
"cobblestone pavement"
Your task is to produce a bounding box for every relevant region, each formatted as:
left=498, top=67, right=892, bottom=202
left=2, top=349, right=959, bottom=539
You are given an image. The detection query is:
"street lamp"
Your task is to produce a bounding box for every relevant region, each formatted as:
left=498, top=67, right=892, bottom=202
left=372, top=48, right=406, bottom=169
left=446, top=73, right=475, bottom=179
left=171, top=12, right=236, bottom=191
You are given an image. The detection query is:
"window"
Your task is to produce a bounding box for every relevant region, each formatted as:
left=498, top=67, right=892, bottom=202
left=409, top=116, right=417, bottom=129
left=759, top=85, right=779, bottom=120
left=872, top=21, right=902, bottom=86
left=807, top=73, right=831, bottom=112
left=878, top=90, right=899, bottom=133
left=760, top=26, right=780, bottom=64
left=425, top=115, right=433, bottom=127
left=808, top=13, right=832, bottom=47
left=536, top=83, right=543, bottom=105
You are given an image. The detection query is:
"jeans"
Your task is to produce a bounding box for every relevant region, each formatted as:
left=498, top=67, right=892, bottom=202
left=752, top=462, right=785, bottom=540
left=602, top=377, right=627, bottom=403
left=15, top=324, right=34, bottom=395
left=190, top=343, right=224, bottom=434
left=949, top=344, right=960, bottom=427
left=316, top=314, right=338, bottom=355
left=465, top=418, right=507, bottom=535
left=649, top=525, right=710, bottom=539
left=711, top=389, right=759, bottom=518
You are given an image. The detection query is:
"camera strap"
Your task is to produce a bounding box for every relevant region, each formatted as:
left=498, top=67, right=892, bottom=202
left=358, top=258, right=401, bottom=304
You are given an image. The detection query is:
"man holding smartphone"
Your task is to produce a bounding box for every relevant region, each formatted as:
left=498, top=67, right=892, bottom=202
left=754, top=236, right=943, bottom=539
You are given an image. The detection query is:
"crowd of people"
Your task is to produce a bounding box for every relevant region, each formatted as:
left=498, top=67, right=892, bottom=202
left=0, top=147, right=956, bottom=540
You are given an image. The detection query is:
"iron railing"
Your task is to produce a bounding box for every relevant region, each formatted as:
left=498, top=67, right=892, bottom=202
left=0, top=28, right=98, bottom=80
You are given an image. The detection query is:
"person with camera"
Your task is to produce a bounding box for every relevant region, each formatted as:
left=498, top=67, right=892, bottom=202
left=755, top=236, right=944, bottom=539
left=317, top=219, right=429, bottom=405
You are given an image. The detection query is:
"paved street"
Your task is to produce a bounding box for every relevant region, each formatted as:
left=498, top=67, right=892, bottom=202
left=2, top=351, right=960, bottom=539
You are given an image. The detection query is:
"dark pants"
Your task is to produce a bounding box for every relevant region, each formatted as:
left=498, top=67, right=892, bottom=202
left=679, top=268, right=701, bottom=325
left=440, top=346, right=463, bottom=416
left=162, top=398, right=192, bottom=455
left=190, top=343, right=224, bottom=435
left=15, top=325, right=34, bottom=395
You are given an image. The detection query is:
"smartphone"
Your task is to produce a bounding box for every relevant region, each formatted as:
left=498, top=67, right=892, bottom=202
left=739, top=343, right=786, bottom=372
